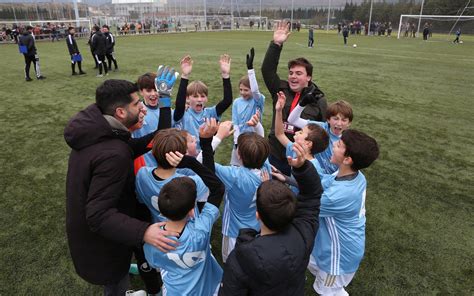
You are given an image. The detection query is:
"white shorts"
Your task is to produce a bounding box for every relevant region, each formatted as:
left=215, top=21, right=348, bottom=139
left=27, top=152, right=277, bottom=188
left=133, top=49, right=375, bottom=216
left=308, top=255, right=355, bottom=296
left=221, top=235, right=237, bottom=263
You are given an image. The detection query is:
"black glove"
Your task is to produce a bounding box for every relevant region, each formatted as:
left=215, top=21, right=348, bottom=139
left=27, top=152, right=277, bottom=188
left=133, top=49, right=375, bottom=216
left=299, top=92, right=323, bottom=107
left=246, top=47, right=255, bottom=70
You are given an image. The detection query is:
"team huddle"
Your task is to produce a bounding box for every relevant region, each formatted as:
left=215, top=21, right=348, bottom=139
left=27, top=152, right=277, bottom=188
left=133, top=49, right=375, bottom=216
left=65, top=22, right=379, bottom=296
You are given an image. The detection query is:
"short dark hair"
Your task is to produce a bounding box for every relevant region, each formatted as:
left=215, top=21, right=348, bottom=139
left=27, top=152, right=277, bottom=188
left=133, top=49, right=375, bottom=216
left=137, top=72, right=157, bottom=90
left=68, top=26, right=74, bottom=32
left=152, top=129, right=187, bottom=169
left=26, top=25, right=33, bottom=31
left=306, top=124, right=329, bottom=154
left=237, top=133, right=270, bottom=169
left=93, top=25, right=100, bottom=32
left=288, top=57, right=313, bottom=77
left=159, top=177, right=196, bottom=221
left=102, top=25, right=109, bottom=29
left=95, top=79, right=138, bottom=116
left=341, top=129, right=379, bottom=171
left=257, top=180, right=296, bottom=232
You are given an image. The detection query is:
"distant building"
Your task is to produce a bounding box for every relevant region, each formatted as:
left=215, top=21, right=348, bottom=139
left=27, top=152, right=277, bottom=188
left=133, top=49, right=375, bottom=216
left=111, top=0, right=166, bottom=18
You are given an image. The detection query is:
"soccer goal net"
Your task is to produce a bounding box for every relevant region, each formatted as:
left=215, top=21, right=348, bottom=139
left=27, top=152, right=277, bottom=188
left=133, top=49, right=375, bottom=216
left=397, top=14, right=474, bottom=39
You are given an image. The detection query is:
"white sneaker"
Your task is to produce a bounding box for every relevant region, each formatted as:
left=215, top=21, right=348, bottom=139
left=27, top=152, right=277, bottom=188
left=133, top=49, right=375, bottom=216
left=125, top=290, right=147, bottom=296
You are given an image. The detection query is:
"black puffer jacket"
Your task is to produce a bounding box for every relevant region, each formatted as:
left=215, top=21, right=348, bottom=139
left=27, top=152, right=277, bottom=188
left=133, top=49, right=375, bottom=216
left=262, top=41, right=328, bottom=162
left=219, top=161, right=322, bottom=296
left=19, top=31, right=36, bottom=56
left=64, top=103, right=153, bottom=285
left=91, top=31, right=106, bottom=55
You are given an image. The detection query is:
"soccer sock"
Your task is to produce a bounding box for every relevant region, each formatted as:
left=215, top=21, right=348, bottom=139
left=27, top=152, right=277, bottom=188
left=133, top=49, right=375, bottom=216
left=71, top=63, right=76, bottom=74
left=78, top=62, right=83, bottom=72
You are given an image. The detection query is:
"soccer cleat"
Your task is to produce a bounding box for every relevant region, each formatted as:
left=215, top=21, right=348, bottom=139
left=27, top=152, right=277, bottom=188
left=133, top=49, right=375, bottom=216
left=72, top=72, right=78, bottom=76
left=79, top=71, right=86, bottom=75
left=37, top=76, right=46, bottom=80
left=25, top=77, right=33, bottom=82
left=96, top=74, right=104, bottom=78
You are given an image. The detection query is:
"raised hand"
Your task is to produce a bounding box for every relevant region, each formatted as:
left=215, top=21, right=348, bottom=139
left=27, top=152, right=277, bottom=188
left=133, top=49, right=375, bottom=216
left=216, top=120, right=234, bottom=140
left=246, top=110, right=260, bottom=127
left=180, top=55, right=193, bottom=79
left=275, top=91, right=286, bottom=112
left=273, top=21, right=291, bottom=46
left=199, top=118, right=219, bottom=138
left=287, top=142, right=306, bottom=168
left=219, top=54, right=231, bottom=78
left=155, top=65, right=180, bottom=108
left=246, top=47, right=255, bottom=70
left=270, top=165, right=286, bottom=182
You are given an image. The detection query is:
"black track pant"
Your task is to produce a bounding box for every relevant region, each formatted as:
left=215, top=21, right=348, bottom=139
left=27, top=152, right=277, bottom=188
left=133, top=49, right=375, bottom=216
left=95, top=54, right=108, bottom=75
left=106, top=52, right=118, bottom=70
left=24, top=54, right=41, bottom=78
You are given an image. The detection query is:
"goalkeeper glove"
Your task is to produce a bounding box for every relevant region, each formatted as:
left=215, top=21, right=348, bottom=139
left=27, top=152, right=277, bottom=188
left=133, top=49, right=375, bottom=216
left=155, top=65, right=179, bottom=108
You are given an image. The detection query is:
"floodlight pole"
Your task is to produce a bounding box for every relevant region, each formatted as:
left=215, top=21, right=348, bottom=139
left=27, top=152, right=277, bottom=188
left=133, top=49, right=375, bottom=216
left=259, top=0, right=262, bottom=30
left=73, top=0, right=80, bottom=27
left=290, top=0, right=294, bottom=31
left=448, top=0, right=472, bottom=36
left=204, top=0, right=207, bottom=30
left=416, top=0, right=425, bottom=38
left=326, top=0, right=331, bottom=33
left=368, top=0, right=373, bottom=36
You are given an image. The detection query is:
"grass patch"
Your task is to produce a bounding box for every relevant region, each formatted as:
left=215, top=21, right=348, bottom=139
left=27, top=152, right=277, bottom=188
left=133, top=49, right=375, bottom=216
left=0, top=30, right=473, bottom=295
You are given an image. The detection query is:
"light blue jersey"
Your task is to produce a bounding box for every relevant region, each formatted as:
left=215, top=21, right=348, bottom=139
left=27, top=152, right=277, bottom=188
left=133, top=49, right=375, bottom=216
left=176, top=106, right=220, bottom=150
left=136, top=167, right=209, bottom=222
left=132, top=106, right=160, bottom=138
left=144, top=203, right=223, bottom=296
left=312, top=172, right=367, bottom=275
left=307, top=121, right=340, bottom=174
left=216, top=161, right=271, bottom=238
left=232, top=95, right=264, bottom=136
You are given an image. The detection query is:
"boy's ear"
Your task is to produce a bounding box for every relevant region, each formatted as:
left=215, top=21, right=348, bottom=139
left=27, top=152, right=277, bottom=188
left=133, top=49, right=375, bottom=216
left=188, top=208, right=195, bottom=219
left=343, top=156, right=353, bottom=167
left=305, top=140, right=313, bottom=152
left=236, top=148, right=242, bottom=161
left=255, top=211, right=261, bottom=221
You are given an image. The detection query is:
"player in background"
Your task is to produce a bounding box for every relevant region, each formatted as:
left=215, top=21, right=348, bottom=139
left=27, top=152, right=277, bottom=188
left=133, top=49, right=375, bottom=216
left=66, top=26, right=86, bottom=76
left=102, top=25, right=119, bottom=71
left=231, top=47, right=265, bottom=166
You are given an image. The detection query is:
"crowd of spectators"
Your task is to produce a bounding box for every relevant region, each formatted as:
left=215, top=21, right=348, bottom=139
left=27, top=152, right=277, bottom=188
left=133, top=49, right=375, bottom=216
left=1, top=23, right=88, bottom=43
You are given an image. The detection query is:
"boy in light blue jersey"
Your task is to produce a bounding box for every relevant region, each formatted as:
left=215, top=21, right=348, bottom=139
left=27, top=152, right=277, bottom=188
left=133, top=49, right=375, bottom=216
left=288, top=100, right=353, bottom=174
left=144, top=124, right=226, bottom=296
left=272, top=91, right=329, bottom=191
left=231, top=48, right=265, bottom=166
left=136, top=129, right=209, bottom=223
left=208, top=131, right=272, bottom=262
left=173, top=54, right=233, bottom=150
left=308, top=129, right=379, bottom=296
left=132, top=56, right=192, bottom=138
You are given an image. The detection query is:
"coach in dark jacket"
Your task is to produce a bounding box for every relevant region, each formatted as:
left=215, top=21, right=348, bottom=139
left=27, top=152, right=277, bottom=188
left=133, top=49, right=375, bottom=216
left=66, top=26, right=85, bottom=75
left=262, top=21, right=327, bottom=176
left=90, top=25, right=108, bottom=76
left=19, top=26, right=45, bottom=81
left=64, top=79, right=177, bottom=294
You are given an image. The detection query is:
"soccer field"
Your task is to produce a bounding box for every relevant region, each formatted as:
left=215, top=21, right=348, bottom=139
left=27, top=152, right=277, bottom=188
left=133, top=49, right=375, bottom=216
left=0, top=30, right=473, bottom=295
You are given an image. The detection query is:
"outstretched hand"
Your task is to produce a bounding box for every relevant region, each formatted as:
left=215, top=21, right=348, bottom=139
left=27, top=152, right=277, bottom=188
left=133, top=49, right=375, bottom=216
left=220, top=54, right=231, bottom=78
left=216, top=120, right=234, bottom=140
left=246, top=110, right=260, bottom=127
left=273, top=21, right=291, bottom=46
left=275, top=91, right=286, bottom=112
left=246, top=47, right=255, bottom=70
left=199, top=118, right=219, bottom=139
left=180, top=55, right=193, bottom=79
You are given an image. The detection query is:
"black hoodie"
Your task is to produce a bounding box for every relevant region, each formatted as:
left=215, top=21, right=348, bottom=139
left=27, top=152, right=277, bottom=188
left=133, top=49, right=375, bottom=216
left=19, top=31, right=36, bottom=56
left=64, top=103, right=152, bottom=285
left=91, top=30, right=106, bottom=55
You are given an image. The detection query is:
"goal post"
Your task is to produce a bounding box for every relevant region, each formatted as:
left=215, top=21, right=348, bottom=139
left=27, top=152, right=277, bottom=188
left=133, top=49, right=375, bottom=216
left=397, top=14, right=474, bottom=39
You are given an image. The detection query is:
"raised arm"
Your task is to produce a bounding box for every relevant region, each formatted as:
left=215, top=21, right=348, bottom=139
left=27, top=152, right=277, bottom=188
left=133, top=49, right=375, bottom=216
left=275, top=91, right=290, bottom=147
left=173, top=55, right=193, bottom=122
left=246, top=47, right=264, bottom=104
left=216, top=54, right=233, bottom=116
left=261, top=21, right=291, bottom=98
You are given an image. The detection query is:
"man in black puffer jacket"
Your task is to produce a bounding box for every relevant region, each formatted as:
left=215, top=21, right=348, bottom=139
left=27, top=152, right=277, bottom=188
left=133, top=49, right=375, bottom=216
left=64, top=79, right=178, bottom=295
left=19, top=25, right=45, bottom=81
left=66, top=26, right=86, bottom=76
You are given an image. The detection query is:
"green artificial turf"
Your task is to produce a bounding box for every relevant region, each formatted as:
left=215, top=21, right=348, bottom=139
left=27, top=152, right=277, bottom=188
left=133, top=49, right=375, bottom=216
left=0, top=30, right=473, bottom=295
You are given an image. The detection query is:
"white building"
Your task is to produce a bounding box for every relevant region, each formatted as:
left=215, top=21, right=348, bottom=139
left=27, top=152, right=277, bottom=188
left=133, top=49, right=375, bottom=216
left=111, top=0, right=167, bottom=18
